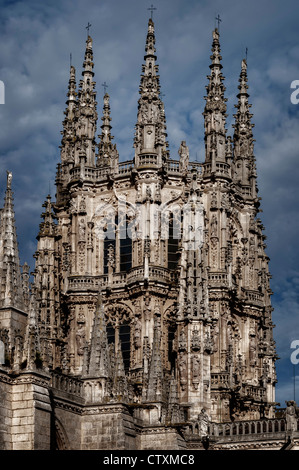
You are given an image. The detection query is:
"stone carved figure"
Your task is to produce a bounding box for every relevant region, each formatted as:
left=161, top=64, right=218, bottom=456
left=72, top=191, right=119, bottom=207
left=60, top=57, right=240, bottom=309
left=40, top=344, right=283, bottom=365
left=78, top=219, right=86, bottom=241
left=79, top=195, right=86, bottom=213
left=134, top=318, right=142, bottom=349
left=107, top=244, right=115, bottom=269
left=179, top=141, right=189, bottom=173
left=178, top=329, right=187, bottom=351
left=178, top=352, right=187, bottom=390
left=285, top=401, right=298, bottom=432
left=249, top=329, right=257, bottom=366
left=198, top=408, right=210, bottom=437
left=210, top=214, right=218, bottom=237
left=76, top=324, right=86, bottom=356
left=191, top=355, right=200, bottom=389
left=191, top=328, right=201, bottom=351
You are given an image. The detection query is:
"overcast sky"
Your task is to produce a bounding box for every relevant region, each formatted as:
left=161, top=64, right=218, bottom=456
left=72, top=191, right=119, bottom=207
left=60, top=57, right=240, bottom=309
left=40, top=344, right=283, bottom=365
left=0, top=0, right=298, bottom=407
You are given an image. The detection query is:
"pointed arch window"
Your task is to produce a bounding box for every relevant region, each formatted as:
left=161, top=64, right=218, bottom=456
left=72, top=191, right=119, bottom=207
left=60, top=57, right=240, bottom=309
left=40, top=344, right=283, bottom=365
left=119, top=214, right=132, bottom=273
left=168, top=211, right=181, bottom=270
left=168, top=324, right=177, bottom=371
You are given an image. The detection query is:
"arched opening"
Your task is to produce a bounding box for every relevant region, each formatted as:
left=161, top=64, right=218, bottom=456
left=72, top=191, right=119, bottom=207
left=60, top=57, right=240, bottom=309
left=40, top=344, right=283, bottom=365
left=168, top=324, right=177, bottom=371
left=119, top=215, right=132, bottom=273
left=52, top=417, right=70, bottom=450
left=168, top=212, right=181, bottom=270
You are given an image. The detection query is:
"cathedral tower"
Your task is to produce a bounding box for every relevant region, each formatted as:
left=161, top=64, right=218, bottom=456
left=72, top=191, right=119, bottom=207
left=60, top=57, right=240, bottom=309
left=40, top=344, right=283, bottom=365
left=0, top=16, right=278, bottom=450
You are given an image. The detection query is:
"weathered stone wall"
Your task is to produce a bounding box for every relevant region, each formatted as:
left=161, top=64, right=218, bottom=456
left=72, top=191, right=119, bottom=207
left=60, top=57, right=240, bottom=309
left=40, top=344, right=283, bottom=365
left=52, top=405, right=82, bottom=450
left=81, top=405, right=136, bottom=450
left=0, top=374, right=12, bottom=449
left=0, top=371, right=51, bottom=450
left=138, top=427, right=187, bottom=450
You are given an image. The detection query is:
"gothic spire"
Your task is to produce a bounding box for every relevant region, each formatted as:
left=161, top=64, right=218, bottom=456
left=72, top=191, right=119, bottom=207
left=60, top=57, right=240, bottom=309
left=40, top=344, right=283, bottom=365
left=203, top=28, right=228, bottom=169
left=0, top=171, right=25, bottom=310
left=134, top=18, right=169, bottom=167
left=232, top=58, right=257, bottom=199
left=76, top=35, right=98, bottom=167
left=112, top=342, right=128, bottom=401
left=22, top=288, right=41, bottom=370
left=88, top=292, right=110, bottom=378
left=37, top=194, right=56, bottom=240
left=60, top=65, right=77, bottom=164
left=146, top=318, right=164, bottom=402
left=97, top=92, right=119, bottom=170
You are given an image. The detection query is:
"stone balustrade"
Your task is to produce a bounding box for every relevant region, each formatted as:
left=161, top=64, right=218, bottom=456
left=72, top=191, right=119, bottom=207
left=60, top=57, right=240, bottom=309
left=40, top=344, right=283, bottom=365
left=167, top=160, right=180, bottom=173
left=126, top=265, right=176, bottom=285
left=138, top=154, right=158, bottom=167
left=244, top=289, right=264, bottom=306
left=52, top=372, right=83, bottom=397
left=118, top=160, right=134, bottom=174
left=208, top=417, right=288, bottom=438
left=59, top=159, right=205, bottom=184
left=184, top=416, right=290, bottom=441
left=208, top=272, right=228, bottom=287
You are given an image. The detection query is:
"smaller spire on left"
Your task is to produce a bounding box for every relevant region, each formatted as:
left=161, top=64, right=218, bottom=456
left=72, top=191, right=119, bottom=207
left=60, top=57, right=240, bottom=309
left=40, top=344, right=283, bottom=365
left=0, top=171, right=26, bottom=311
left=60, top=64, right=77, bottom=164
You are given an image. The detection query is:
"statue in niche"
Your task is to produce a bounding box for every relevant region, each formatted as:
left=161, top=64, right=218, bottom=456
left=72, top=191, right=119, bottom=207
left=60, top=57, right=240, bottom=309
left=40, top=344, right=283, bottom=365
left=178, top=351, right=187, bottom=390
left=178, top=329, right=187, bottom=351
left=249, top=329, right=257, bottom=366
left=134, top=318, right=142, bottom=349
left=78, top=218, right=86, bottom=241
left=191, top=328, right=201, bottom=351
left=139, top=102, right=147, bottom=122
left=213, top=112, right=221, bottom=132
left=144, top=295, right=151, bottom=322
left=198, top=408, right=210, bottom=437
left=146, top=185, right=152, bottom=201
left=155, top=182, right=161, bottom=202
left=210, top=214, right=218, bottom=237
left=69, top=198, right=77, bottom=214
left=79, top=195, right=86, bottom=213
left=210, top=191, right=217, bottom=209
left=136, top=183, right=142, bottom=201
left=191, top=355, right=200, bottom=389
left=76, top=323, right=86, bottom=356
left=204, top=332, right=214, bottom=354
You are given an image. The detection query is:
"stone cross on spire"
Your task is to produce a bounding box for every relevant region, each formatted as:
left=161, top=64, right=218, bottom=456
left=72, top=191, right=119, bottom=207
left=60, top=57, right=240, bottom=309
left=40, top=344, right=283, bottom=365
left=102, top=81, right=108, bottom=94
left=148, top=4, right=157, bottom=19
left=215, top=14, right=222, bottom=29
left=86, top=22, right=91, bottom=36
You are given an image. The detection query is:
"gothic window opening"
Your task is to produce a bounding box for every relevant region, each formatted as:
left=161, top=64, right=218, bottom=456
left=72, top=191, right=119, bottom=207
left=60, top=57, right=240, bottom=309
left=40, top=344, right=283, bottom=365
left=119, top=324, right=130, bottom=371
left=168, top=324, right=177, bottom=371
left=119, top=215, right=132, bottom=273
left=168, top=212, right=181, bottom=270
